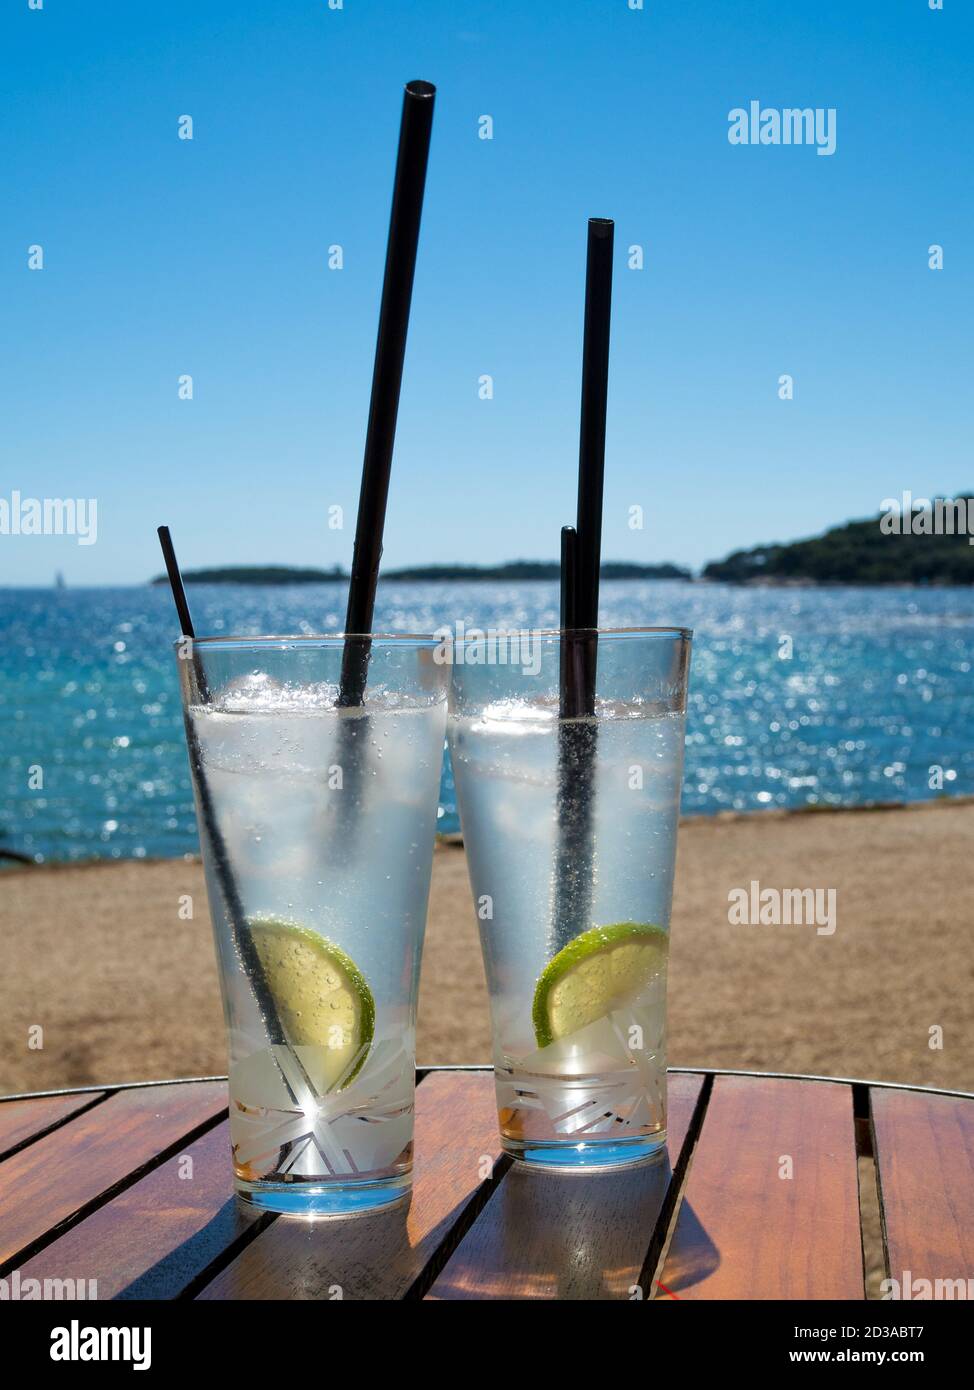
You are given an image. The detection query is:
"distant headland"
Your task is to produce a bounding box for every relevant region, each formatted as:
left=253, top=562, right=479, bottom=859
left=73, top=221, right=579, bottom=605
left=703, top=495, right=974, bottom=585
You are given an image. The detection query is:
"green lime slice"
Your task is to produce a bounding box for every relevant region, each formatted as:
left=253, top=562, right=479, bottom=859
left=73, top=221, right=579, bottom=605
left=532, top=921, right=668, bottom=1048
left=249, top=917, right=375, bottom=1089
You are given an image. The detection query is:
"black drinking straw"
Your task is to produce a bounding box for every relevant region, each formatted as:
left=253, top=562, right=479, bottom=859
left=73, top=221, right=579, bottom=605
left=559, top=524, right=584, bottom=714
left=560, top=525, right=577, bottom=627
left=156, top=526, right=294, bottom=1067
left=157, top=526, right=210, bottom=702
left=339, top=79, right=436, bottom=706
left=572, top=217, right=614, bottom=696
left=549, top=220, right=614, bottom=956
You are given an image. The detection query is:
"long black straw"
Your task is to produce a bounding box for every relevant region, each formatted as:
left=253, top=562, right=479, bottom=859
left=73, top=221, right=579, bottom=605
left=571, top=217, right=614, bottom=707
left=549, top=220, right=614, bottom=957
left=157, top=526, right=292, bottom=1061
left=339, top=79, right=436, bottom=706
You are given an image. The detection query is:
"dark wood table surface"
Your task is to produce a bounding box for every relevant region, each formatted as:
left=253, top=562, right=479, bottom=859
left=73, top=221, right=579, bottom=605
left=1, top=1068, right=971, bottom=1300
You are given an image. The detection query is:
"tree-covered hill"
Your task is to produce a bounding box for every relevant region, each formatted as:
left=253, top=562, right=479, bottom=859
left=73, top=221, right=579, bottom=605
left=703, top=498, right=974, bottom=585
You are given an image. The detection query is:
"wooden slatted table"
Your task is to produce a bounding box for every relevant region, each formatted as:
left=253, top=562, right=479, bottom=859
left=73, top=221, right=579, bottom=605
left=1, top=1068, right=971, bottom=1301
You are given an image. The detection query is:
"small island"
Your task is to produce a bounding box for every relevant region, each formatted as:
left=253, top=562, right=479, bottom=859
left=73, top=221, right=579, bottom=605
left=150, top=565, right=348, bottom=586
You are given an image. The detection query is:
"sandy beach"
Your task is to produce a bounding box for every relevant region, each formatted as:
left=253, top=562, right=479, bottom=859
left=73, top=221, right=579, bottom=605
left=1, top=800, right=972, bottom=1097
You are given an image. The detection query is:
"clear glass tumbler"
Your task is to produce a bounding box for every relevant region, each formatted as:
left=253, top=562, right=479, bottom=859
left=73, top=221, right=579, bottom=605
left=448, top=627, right=691, bottom=1171
left=175, top=634, right=447, bottom=1215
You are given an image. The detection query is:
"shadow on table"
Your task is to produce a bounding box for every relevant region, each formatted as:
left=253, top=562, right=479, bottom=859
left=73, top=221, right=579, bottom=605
left=114, top=1197, right=263, bottom=1300
left=114, top=1159, right=720, bottom=1300
left=184, top=1185, right=489, bottom=1300
left=428, top=1154, right=697, bottom=1300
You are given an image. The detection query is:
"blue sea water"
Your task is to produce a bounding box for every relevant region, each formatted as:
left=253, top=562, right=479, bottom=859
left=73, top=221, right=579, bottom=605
left=1, top=581, right=972, bottom=863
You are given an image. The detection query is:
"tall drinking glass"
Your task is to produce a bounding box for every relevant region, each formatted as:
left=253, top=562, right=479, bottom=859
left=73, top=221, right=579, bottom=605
left=448, top=627, right=691, bottom=1171
left=175, top=635, right=447, bottom=1215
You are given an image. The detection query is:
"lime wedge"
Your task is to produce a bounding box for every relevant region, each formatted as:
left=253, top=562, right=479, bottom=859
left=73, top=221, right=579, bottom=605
left=249, top=917, right=375, bottom=1089
left=532, top=921, right=668, bottom=1047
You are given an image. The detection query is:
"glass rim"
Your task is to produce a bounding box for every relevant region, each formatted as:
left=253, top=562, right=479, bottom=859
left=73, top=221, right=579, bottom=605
left=177, top=632, right=445, bottom=650
left=450, top=624, right=693, bottom=643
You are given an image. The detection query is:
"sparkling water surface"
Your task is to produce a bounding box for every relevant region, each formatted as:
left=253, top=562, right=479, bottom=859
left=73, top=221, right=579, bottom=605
left=1, top=581, right=972, bottom=862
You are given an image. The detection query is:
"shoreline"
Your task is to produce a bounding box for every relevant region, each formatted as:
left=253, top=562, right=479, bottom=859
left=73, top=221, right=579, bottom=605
left=4, top=793, right=972, bottom=874
left=5, top=575, right=974, bottom=591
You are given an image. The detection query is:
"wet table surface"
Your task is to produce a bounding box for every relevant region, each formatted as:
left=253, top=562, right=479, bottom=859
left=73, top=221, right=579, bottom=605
left=1, top=1068, right=971, bottom=1300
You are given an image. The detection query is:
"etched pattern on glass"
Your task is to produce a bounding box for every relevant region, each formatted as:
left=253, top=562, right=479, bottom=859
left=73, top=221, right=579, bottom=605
left=496, top=997, right=666, bottom=1142
left=230, top=1037, right=414, bottom=1181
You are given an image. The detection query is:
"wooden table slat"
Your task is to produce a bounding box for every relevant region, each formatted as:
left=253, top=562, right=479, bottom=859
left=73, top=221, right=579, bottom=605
left=13, top=1120, right=261, bottom=1299
left=872, top=1087, right=974, bottom=1296
left=0, top=1091, right=105, bottom=1159
left=426, top=1072, right=706, bottom=1300
left=195, top=1070, right=502, bottom=1300
left=0, top=1081, right=228, bottom=1268
left=658, top=1075, right=863, bottom=1300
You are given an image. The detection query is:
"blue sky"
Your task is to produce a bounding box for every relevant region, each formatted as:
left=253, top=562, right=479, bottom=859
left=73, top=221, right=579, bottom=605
left=1, top=0, right=971, bottom=585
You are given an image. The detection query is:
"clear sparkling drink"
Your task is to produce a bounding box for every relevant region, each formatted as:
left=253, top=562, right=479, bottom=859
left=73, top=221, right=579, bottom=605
left=177, top=636, right=447, bottom=1215
left=448, top=629, right=690, bottom=1171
